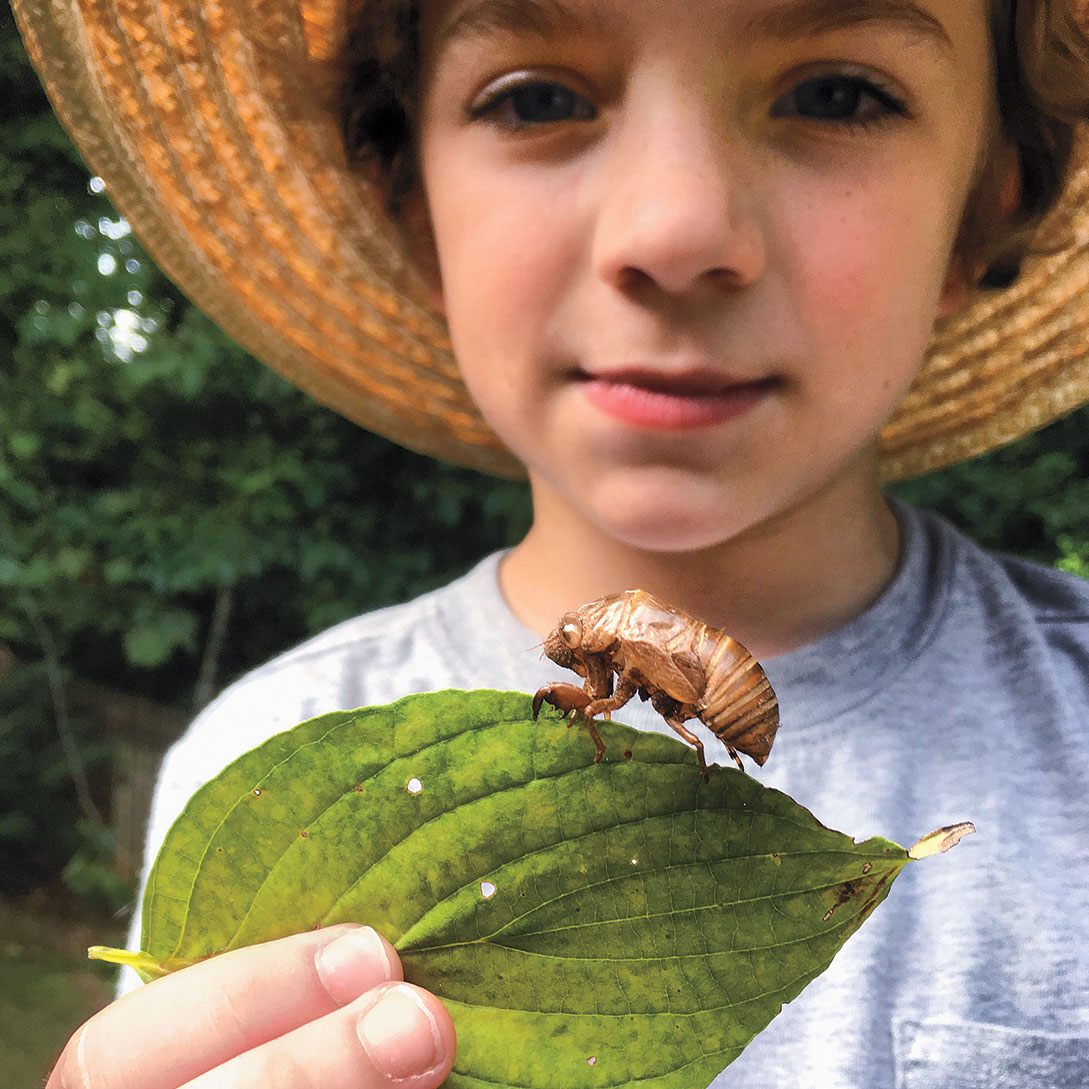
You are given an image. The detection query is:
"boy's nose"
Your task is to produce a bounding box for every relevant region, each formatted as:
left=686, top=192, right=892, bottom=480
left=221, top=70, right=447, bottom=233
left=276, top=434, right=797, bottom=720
left=591, top=107, right=766, bottom=299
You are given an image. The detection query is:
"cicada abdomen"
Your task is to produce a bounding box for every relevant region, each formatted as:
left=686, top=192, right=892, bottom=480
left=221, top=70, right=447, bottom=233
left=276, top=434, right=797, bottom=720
left=696, top=630, right=779, bottom=766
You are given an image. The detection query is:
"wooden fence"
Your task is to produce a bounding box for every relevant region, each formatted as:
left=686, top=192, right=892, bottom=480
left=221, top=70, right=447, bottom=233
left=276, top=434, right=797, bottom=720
left=0, top=645, right=191, bottom=883
left=65, top=680, right=189, bottom=882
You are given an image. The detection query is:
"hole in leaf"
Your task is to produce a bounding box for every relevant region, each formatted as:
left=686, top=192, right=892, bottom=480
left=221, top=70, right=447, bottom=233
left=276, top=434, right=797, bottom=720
left=630, top=857, right=639, bottom=866
left=587, top=1056, right=598, bottom=1067
left=252, top=788, right=262, bottom=796
left=407, top=777, right=423, bottom=795
left=480, top=880, right=497, bottom=900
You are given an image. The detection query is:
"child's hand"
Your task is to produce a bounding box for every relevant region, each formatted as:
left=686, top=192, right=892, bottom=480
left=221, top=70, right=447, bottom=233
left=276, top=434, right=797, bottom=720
left=47, top=924, right=456, bottom=1088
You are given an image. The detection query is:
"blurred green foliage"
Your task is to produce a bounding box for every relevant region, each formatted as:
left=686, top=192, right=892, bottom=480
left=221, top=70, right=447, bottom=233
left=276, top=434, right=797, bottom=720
left=891, top=408, right=1089, bottom=573
left=0, top=7, right=531, bottom=712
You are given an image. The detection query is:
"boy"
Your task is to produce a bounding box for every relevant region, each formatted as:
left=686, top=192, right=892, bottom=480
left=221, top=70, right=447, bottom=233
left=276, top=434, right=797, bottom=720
left=15, top=0, right=1089, bottom=1085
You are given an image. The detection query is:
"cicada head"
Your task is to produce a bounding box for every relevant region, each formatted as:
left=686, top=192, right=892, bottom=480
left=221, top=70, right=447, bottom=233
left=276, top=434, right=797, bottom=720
left=542, top=612, right=587, bottom=674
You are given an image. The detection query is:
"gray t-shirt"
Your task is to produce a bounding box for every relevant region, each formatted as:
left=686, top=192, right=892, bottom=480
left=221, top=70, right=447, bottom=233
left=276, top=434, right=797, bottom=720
left=124, top=501, right=1089, bottom=1087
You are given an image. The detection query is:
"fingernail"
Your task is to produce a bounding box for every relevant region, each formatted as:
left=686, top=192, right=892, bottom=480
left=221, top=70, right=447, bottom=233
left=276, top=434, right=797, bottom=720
left=357, top=983, right=444, bottom=1081
left=315, top=926, right=398, bottom=1004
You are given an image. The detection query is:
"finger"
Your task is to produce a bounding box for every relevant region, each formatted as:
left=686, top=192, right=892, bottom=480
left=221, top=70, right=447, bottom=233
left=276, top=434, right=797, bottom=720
left=182, top=982, right=456, bottom=1089
left=49, top=924, right=402, bottom=1089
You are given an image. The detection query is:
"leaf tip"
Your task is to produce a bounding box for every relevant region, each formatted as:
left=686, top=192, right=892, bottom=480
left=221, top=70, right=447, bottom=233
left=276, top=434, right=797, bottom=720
left=908, top=821, right=976, bottom=860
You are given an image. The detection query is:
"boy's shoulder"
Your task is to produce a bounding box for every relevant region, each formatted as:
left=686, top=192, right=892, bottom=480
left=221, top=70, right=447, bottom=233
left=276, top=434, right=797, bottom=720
left=206, top=550, right=514, bottom=729
left=986, top=547, right=1089, bottom=622
left=904, top=505, right=1089, bottom=719
left=163, top=549, right=537, bottom=784
left=903, top=501, right=1089, bottom=620
left=933, top=508, right=1089, bottom=631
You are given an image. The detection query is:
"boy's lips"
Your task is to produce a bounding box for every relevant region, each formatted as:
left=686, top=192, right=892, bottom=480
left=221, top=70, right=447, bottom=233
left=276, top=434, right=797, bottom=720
left=576, top=367, right=778, bottom=430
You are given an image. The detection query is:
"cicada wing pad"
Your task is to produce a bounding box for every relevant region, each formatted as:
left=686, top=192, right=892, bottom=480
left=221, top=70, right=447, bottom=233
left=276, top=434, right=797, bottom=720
left=607, top=591, right=706, bottom=702
left=614, top=638, right=704, bottom=705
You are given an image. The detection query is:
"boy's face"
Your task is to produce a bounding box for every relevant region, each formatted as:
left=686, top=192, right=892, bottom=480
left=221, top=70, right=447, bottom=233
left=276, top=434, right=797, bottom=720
left=415, top=0, right=994, bottom=553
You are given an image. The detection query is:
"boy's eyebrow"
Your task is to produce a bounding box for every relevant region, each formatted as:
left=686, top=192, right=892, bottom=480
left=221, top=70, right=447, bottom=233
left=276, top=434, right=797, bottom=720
left=743, top=0, right=953, bottom=50
left=433, top=0, right=604, bottom=51
left=432, top=0, right=954, bottom=56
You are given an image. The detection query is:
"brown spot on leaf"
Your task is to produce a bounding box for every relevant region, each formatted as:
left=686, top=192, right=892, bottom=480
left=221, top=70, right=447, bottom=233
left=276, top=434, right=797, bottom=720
left=823, top=878, right=866, bottom=922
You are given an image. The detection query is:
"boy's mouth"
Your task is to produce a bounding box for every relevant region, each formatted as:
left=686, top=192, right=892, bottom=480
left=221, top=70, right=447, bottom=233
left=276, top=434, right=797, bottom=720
left=576, top=367, right=778, bottom=431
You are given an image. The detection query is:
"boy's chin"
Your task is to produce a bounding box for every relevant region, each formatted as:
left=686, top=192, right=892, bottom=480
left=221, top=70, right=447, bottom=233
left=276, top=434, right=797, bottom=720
left=586, top=496, right=757, bottom=556
left=605, top=521, right=747, bottom=555
left=531, top=461, right=797, bottom=555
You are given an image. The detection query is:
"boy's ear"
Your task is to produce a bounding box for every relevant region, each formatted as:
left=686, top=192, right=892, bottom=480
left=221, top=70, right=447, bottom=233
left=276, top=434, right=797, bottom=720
left=937, top=253, right=972, bottom=317
left=398, top=187, right=446, bottom=313
left=939, top=139, right=1022, bottom=317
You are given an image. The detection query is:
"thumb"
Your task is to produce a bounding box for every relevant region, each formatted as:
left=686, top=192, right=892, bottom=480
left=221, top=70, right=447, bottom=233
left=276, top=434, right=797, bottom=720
left=354, top=982, right=457, bottom=1083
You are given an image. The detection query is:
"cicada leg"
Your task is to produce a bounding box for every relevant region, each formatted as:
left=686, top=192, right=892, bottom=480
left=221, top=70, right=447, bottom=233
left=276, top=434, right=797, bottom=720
left=648, top=690, right=710, bottom=781
left=535, top=668, right=643, bottom=766
left=583, top=675, right=638, bottom=720
left=586, top=719, right=607, bottom=763
left=664, top=717, right=709, bottom=781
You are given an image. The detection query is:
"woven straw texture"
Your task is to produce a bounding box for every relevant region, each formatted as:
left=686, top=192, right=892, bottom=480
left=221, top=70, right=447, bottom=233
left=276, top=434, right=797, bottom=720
left=12, top=0, right=1089, bottom=479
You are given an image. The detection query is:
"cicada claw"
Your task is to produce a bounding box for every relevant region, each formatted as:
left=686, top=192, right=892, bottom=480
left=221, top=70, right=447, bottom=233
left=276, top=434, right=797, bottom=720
left=532, top=681, right=592, bottom=721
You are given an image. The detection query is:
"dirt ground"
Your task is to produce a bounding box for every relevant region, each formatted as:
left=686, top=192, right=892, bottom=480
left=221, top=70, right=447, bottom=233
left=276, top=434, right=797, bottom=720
left=0, top=892, right=126, bottom=1088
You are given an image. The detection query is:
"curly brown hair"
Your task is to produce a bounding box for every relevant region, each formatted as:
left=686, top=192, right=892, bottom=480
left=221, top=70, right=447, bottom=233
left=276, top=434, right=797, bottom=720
left=343, top=0, right=1089, bottom=289
left=344, top=2, right=421, bottom=213
left=969, top=0, right=1089, bottom=285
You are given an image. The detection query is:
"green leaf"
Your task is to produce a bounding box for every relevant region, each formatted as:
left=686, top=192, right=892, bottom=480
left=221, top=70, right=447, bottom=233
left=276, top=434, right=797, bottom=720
left=6, top=430, right=41, bottom=459
left=102, top=690, right=915, bottom=1087
left=121, top=607, right=198, bottom=667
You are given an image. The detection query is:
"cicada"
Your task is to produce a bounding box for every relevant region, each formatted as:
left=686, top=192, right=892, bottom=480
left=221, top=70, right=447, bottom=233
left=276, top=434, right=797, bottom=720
left=532, top=589, right=779, bottom=778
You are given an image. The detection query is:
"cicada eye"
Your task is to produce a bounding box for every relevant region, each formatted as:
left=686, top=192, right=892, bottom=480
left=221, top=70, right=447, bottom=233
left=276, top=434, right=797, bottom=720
left=560, top=620, right=582, bottom=648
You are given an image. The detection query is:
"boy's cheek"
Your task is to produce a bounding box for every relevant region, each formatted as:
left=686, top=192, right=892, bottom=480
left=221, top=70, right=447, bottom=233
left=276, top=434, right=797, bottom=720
left=798, top=199, right=954, bottom=350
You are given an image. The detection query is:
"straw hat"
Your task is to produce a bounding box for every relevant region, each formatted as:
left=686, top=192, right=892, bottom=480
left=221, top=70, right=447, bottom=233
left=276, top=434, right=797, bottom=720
left=12, top=0, right=1089, bottom=480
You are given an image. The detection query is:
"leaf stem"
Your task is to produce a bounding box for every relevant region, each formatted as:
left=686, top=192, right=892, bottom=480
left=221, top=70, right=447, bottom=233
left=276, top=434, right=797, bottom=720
left=87, top=945, right=169, bottom=982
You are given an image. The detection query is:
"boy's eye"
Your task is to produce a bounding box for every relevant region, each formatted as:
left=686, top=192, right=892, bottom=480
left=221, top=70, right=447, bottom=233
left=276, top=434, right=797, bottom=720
left=471, top=77, right=597, bottom=128
left=772, top=74, right=907, bottom=126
